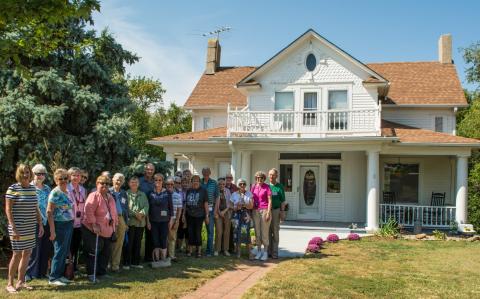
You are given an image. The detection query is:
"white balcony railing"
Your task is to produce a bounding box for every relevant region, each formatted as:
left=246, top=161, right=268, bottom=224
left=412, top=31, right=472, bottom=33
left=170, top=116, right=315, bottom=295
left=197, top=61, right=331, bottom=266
left=227, top=106, right=380, bottom=137
left=380, top=204, right=456, bottom=228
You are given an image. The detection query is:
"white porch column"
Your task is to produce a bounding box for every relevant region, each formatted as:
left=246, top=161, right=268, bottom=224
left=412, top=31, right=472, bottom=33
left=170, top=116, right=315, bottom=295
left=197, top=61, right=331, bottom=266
left=455, top=155, right=469, bottom=224
left=165, top=153, right=175, bottom=175
left=366, top=150, right=380, bottom=231
left=228, top=141, right=238, bottom=181
left=240, top=151, right=252, bottom=185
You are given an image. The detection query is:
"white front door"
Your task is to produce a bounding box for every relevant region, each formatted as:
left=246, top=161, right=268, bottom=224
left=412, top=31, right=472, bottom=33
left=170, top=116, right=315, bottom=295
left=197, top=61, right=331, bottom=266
left=298, top=165, right=322, bottom=220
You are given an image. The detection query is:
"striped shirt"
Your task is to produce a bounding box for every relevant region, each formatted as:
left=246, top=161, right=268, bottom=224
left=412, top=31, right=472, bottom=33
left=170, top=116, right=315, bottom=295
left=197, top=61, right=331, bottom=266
left=6, top=183, right=38, bottom=251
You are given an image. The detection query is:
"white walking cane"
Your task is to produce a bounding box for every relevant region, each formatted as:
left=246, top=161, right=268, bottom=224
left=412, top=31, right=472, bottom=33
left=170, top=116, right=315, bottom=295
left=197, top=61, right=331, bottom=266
left=93, top=233, right=99, bottom=283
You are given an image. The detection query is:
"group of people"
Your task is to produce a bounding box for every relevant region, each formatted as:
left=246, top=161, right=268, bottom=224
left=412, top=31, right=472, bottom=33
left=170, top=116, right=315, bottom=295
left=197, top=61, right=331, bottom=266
left=4, top=162, right=286, bottom=294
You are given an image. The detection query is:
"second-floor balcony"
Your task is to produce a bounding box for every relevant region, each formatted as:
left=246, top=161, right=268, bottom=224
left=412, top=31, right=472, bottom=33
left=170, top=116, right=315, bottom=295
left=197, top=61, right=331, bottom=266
left=227, top=106, right=381, bottom=137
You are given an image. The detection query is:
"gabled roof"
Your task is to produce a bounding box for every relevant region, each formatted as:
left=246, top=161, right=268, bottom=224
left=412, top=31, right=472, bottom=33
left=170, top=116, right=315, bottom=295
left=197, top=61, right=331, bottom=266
left=368, top=62, right=467, bottom=106
left=237, top=29, right=388, bottom=86
left=183, top=67, right=255, bottom=109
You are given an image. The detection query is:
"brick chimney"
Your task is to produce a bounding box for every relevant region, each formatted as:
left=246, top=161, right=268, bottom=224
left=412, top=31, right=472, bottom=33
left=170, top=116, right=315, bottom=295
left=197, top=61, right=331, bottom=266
left=438, top=34, right=452, bottom=64
left=206, top=38, right=221, bottom=74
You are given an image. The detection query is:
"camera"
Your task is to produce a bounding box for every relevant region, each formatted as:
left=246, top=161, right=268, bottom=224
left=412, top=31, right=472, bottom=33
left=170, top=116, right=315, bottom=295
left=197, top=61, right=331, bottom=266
left=76, top=211, right=81, bottom=218
left=109, top=219, right=113, bottom=226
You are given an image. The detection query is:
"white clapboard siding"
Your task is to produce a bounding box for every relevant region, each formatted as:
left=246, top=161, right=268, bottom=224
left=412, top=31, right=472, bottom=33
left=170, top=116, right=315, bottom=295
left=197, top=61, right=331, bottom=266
left=382, top=108, right=455, bottom=135
left=324, top=194, right=344, bottom=221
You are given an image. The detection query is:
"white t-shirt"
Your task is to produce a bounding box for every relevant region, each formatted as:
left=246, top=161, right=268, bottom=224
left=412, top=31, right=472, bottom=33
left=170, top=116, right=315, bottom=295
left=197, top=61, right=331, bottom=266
left=231, top=191, right=253, bottom=208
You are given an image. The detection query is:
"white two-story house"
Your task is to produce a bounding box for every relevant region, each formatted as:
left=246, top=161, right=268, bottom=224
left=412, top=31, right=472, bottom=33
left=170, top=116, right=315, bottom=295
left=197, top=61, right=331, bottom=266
left=148, top=29, right=480, bottom=231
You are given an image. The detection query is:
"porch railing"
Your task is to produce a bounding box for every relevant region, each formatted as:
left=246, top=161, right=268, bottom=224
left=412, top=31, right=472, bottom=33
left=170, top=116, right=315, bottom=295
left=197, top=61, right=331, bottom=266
left=227, top=106, right=381, bottom=137
left=380, top=204, right=456, bottom=228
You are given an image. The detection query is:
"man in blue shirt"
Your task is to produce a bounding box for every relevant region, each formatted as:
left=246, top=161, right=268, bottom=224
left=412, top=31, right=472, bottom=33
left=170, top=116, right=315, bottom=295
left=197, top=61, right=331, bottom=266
left=201, top=167, right=219, bottom=256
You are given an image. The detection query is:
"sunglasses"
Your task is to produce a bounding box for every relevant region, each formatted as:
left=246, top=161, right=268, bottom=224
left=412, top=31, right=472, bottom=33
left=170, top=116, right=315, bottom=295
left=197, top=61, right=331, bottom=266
left=58, top=176, right=68, bottom=181
left=226, top=177, right=233, bottom=179
left=239, top=183, right=246, bottom=186
left=98, top=182, right=108, bottom=186
left=35, top=173, right=46, bottom=176
left=175, top=181, right=181, bottom=184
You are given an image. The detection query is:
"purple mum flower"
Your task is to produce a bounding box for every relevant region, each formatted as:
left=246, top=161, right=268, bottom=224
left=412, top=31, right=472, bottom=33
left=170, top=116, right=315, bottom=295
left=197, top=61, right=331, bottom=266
left=326, top=234, right=340, bottom=243
left=306, top=243, right=320, bottom=253
left=308, top=237, right=324, bottom=246
left=347, top=233, right=360, bottom=241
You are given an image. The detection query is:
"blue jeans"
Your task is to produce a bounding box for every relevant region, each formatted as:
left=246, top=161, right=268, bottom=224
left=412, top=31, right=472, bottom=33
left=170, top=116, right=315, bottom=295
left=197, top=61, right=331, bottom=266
left=49, top=220, right=73, bottom=281
left=206, top=210, right=215, bottom=255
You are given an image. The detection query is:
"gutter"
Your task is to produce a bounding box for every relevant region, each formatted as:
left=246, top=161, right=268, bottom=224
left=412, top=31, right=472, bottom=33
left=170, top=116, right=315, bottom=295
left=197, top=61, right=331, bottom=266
left=146, top=140, right=226, bottom=146
left=212, top=136, right=399, bottom=143
left=382, top=104, right=469, bottom=108
left=394, top=142, right=480, bottom=147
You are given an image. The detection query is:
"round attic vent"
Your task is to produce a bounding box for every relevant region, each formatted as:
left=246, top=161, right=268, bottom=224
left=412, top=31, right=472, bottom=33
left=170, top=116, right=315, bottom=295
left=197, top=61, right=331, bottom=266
left=306, top=53, right=317, bottom=72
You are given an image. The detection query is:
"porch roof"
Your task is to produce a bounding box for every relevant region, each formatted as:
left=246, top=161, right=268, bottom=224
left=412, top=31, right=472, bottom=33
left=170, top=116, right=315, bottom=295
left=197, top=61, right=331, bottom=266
left=148, top=121, right=480, bottom=147
left=381, top=120, right=480, bottom=145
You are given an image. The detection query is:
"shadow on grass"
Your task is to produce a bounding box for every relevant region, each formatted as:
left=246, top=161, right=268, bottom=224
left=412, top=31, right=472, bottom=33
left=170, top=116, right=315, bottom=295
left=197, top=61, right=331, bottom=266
left=0, top=254, right=240, bottom=293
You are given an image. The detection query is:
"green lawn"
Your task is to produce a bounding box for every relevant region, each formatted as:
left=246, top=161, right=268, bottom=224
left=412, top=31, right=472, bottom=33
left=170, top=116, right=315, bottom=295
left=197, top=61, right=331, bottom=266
left=0, top=255, right=237, bottom=299
left=244, top=237, right=480, bottom=299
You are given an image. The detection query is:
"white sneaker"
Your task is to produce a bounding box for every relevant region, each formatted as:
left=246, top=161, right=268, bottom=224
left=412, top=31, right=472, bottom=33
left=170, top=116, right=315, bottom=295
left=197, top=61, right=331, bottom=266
left=224, top=251, right=230, bottom=257
left=214, top=251, right=219, bottom=256
left=123, top=266, right=130, bottom=270
left=49, top=279, right=67, bottom=286
left=260, top=251, right=268, bottom=261
left=59, top=276, right=72, bottom=284
left=255, top=250, right=263, bottom=260
left=131, top=264, right=143, bottom=269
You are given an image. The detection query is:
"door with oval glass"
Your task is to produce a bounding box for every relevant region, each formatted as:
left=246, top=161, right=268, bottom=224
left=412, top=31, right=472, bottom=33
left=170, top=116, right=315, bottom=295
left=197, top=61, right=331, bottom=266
left=298, top=165, right=321, bottom=220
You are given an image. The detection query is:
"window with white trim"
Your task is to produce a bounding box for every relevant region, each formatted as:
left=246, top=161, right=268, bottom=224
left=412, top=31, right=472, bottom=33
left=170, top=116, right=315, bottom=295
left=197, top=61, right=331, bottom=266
left=274, top=92, right=294, bottom=130
left=434, top=116, right=443, bottom=132
left=203, top=117, right=212, bottom=130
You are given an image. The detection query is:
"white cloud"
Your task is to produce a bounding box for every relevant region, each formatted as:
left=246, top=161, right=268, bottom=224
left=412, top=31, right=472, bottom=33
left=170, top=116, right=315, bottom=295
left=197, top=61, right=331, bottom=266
left=92, top=2, right=201, bottom=107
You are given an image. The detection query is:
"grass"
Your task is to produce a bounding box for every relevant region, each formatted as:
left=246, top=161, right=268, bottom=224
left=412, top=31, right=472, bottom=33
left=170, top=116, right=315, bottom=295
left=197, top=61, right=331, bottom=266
left=0, top=255, right=237, bottom=299
left=244, top=237, right=480, bottom=299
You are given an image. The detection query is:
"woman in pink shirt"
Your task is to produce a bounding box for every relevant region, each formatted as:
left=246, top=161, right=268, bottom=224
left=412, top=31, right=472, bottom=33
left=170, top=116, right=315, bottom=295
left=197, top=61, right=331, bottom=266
left=250, top=171, right=272, bottom=261
left=81, top=175, right=118, bottom=283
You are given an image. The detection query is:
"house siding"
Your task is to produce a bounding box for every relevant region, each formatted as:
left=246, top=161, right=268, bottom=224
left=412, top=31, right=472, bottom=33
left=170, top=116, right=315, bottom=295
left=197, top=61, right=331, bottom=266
left=382, top=108, right=456, bottom=134
left=192, top=109, right=228, bottom=131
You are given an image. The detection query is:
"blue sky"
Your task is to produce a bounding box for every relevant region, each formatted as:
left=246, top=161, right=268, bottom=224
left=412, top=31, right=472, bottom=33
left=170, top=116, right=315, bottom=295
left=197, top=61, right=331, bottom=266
left=93, top=0, right=480, bottom=106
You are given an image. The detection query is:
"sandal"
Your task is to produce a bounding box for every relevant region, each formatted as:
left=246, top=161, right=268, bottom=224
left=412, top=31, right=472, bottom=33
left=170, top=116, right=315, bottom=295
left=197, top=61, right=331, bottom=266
left=16, top=282, right=33, bottom=290
left=5, top=285, right=18, bottom=294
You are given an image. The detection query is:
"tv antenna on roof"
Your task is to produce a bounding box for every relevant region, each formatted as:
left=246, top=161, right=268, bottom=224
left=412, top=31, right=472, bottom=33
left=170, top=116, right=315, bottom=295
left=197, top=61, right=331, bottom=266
left=202, top=26, right=232, bottom=40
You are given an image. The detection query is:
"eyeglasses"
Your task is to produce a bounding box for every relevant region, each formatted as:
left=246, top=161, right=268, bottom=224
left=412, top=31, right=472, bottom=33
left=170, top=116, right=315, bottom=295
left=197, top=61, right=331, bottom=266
left=256, top=177, right=265, bottom=180
left=165, top=183, right=174, bottom=186
left=239, top=183, right=246, bottom=186
left=35, top=173, right=46, bottom=176
left=175, top=181, right=181, bottom=184
left=154, top=179, right=163, bottom=182
left=58, top=176, right=68, bottom=181
left=98, top=182, right=108, bottom=186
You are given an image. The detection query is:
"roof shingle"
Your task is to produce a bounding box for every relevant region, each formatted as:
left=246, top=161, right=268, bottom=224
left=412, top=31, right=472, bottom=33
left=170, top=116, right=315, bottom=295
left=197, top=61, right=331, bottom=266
left=367, top=62, right=467, bottom=106
left=184, top=67, right=255, bottom=108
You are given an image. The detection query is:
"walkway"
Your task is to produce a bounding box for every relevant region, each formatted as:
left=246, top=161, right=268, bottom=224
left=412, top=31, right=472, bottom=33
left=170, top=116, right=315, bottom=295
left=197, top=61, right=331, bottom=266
left=183, top=221, right=371, bottom=298
left=181, top=261, right=277, bottom=299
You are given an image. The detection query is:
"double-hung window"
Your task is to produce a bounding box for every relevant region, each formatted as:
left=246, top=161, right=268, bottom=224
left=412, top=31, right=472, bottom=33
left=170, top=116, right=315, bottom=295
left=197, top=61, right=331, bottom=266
left=303, top=92, right=318, bottom=126
left=328, top=90, right=348, bottom=130
left=274, top=92, right=294, bottom=131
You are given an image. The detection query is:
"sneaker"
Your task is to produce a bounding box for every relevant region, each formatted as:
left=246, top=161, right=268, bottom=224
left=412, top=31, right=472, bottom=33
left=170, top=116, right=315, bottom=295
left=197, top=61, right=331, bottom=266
left=123, top=266, right=130, bottom=270
left=131, top=264, right=143, bottom=269
left=224, top=251, right=230, bottom=257
left=214, top=251, right=219, bottom=256
left=261, top=251, right=268, bottom=261
left=58, top=277, right=72, bottom=284
left=25, top=275, right=32, bottom=282
left=87, top=275, right=99, bottom=283
left=49, top=280, right=67, bottom=286
left=255, top=250, right=263, bottom=260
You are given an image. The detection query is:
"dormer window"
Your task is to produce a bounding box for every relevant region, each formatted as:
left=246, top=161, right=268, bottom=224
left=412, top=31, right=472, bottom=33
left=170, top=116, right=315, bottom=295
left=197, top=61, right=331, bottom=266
left=306, top=53, right=317, bottom=72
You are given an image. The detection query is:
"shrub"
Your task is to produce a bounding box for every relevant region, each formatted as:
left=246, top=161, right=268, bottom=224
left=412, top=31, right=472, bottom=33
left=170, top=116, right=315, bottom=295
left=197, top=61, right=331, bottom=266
left=326, top=234, right=340, bottom=243
left=432, top=229, right=447, bottom=240
left=347, top=233, right=360, bottom=241
left=377, top=218, right=400, bottom=238
left=308, top=237, right=324, bottom=246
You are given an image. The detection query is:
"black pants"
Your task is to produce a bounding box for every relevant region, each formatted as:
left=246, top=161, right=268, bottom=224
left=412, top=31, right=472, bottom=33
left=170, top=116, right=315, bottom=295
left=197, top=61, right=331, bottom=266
left=151, top=221, right=169, bottom=249
left=81, top=225, right=111, bottom=276
left=177, top=216, right=188, bottom=239
left=144, top=228, right=153, bottom=262
left=26, top=224, right=52, bottom=279
left=187, top=215, right=204, bottom=246
left=125, top=226, right=144, bottom=266
left=70, top=227, right=82, bottom=271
